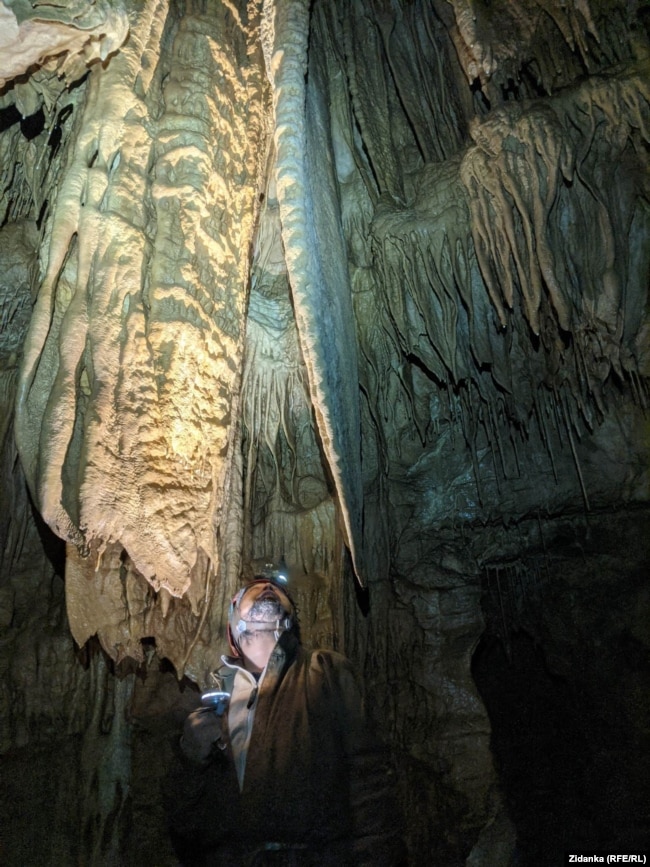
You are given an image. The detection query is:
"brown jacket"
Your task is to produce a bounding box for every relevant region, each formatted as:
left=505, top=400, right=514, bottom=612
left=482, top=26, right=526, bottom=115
left=164, top=632, right=405, bottom=866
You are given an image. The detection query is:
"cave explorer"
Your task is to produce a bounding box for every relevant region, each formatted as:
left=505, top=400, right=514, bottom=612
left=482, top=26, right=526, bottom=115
left=164, top=567, right=405, bottom=866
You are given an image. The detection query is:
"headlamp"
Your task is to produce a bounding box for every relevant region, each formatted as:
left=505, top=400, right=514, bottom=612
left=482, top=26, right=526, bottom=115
left=227, top=563, right=295, bottom=656
left=260, top=562, right=288, bottom=585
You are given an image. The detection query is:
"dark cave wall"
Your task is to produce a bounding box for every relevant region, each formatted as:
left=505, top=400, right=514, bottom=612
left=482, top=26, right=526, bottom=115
left=0, top=0, right=649, bottom=865
left=339, top=503, right=650, bottom=864
left=473, top=509, right=650, bottom=865
left=2, top=502, right=649, bottom=865
left=342, top=550, right=503, bottom=863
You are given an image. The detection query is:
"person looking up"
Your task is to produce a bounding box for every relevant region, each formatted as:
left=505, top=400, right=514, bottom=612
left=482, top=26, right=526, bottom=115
left=164, top=567, right=405, bottom=866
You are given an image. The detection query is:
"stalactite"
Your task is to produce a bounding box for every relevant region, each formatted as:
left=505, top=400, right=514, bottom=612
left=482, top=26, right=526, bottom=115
left=240, top=145, right=341, bottom=584
left=241, top=296, right=310, bottom=502
left=373, top=0, right=465, bottom=164
left=0, top=72, right=79, bottom=227
left=363, top=121, right=648, bottom=515
left=14, top=0, right=269, bottom=672
left=268, top=0, right=370, bottom=584
left=0, top=0, right=129, bottom=89
left=440, top=0, right=640, bottom=101
left=462, top=64, right=650, bottom=360
left=483, top=555, right=548, bottom=660
left=341, top=1, right=406, bottom=202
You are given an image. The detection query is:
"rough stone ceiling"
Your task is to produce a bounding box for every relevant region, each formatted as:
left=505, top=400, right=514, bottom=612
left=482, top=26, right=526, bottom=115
left=0, top=0, right=648, bottom=680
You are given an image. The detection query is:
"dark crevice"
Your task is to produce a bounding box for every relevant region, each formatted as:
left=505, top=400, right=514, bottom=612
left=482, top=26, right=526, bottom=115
left=473, top=512, right=650, bottom=864
left=0, top=103, right=21, bottom=133
left=20, top=107, right=45, bottom=140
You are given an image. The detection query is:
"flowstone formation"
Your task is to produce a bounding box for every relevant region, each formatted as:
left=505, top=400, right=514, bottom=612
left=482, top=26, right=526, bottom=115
left=0, top=0, right=649, bottom=863
left=9, top=0, right=269, bottom=677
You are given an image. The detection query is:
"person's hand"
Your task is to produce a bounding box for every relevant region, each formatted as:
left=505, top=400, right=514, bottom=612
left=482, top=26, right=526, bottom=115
left=180, top=707, right=227, bottom=765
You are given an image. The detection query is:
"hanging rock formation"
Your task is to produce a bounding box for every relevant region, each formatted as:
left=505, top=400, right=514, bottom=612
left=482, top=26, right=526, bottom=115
left=0, top=0, right=649, bottom=863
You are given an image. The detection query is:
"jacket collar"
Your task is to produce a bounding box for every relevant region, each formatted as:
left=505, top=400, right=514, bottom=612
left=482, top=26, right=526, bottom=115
left=219, top=630, right=300, bottom=684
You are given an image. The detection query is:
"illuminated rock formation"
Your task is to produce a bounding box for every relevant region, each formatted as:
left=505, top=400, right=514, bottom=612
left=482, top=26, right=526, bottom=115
left=0, top=0, right=648, bottom=862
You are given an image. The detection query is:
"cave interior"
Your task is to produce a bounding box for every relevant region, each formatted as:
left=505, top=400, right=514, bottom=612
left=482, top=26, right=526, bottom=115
left=0, top=0, right=649, bottom=864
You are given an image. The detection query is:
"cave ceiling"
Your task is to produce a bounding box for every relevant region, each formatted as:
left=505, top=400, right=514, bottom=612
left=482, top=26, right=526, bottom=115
left=0, top=0, right=648, bottom=681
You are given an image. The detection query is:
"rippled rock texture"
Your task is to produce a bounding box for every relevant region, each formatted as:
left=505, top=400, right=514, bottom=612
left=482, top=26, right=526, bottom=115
left=0, top=0, right=648, bottom=863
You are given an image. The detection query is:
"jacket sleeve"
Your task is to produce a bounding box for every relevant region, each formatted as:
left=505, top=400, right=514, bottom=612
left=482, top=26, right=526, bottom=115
left=162, top=735, right=240, bottom=863
left=324, top=654, right=407, bottom=866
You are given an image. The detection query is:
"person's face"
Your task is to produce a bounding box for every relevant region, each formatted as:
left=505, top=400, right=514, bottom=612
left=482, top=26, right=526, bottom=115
left=237, top=582, right=292, bottom=672
left=238, top=581, right=292, bottom=618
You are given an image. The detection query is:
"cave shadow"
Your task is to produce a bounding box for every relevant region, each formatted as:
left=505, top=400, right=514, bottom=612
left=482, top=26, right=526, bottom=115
left=472, top=630, right=649, bottom=866
left=29, top=494, right=66, bottom=578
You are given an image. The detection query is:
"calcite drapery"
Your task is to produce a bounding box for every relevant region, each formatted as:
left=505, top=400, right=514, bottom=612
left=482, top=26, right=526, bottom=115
left=266, top=0, right=367, bottom=584
left=0, top=0, right=129, bottom=91
left=330, top=0, right=649, bottom=521
left=1, top=0, right=649, bottom=862
left=6, top=0, right=647, bottom=673
left=15, top=0, right=269, bottom=674
left=6, top=0, right=648, bottom=678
